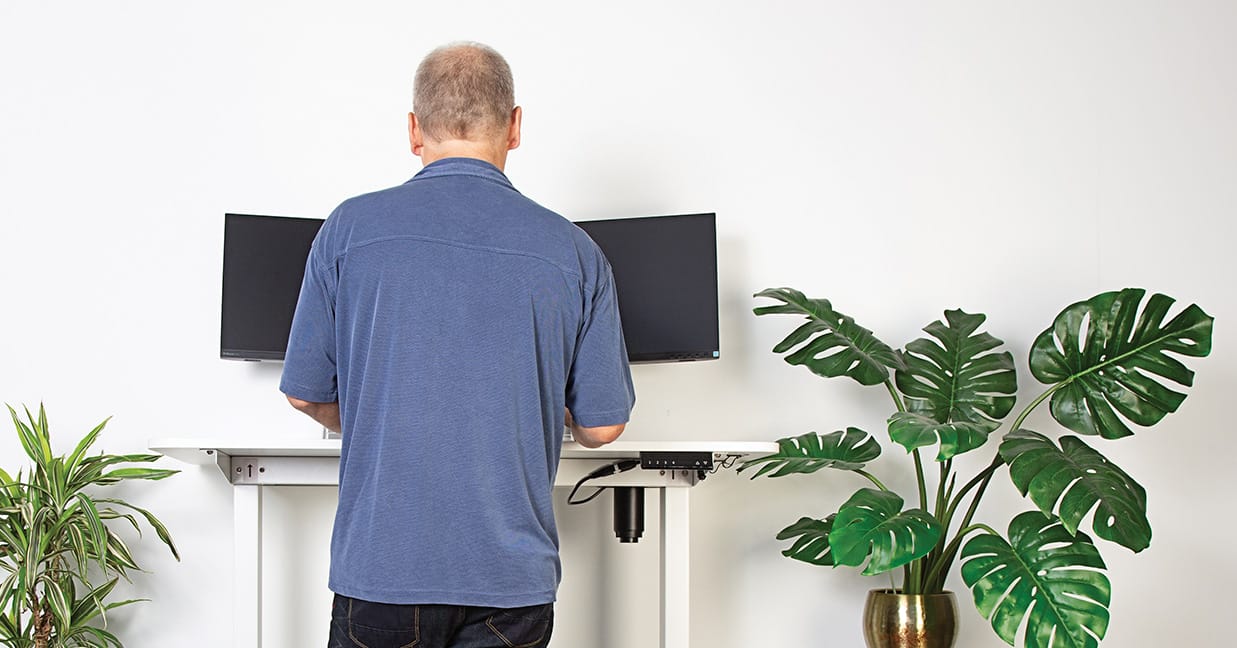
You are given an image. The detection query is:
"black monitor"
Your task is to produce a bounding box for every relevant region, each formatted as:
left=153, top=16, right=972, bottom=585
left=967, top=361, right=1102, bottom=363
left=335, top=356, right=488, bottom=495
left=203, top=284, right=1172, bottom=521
left=575, top=213, right=719, bottom=363
left=220, top=213, right=324, bottom=360
left=219, top=212, right=720, bottom=363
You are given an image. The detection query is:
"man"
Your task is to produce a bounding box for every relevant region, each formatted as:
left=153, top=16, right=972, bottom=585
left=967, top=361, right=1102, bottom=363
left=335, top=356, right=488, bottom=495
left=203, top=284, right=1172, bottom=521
left=280, top=42, right=635, bottom=648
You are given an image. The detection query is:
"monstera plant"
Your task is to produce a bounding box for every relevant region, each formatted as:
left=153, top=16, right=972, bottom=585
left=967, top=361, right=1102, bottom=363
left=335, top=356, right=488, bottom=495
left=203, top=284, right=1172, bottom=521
left=0, top=405, right=179, bottom=648
left=741, top=288, right=1213, bottom=647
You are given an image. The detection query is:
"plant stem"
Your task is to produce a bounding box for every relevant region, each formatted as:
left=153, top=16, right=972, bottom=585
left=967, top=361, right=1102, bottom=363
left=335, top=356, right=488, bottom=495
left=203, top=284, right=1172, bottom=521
left=906, top=558, right=923, bottom=595
left=941, top=455, right=1003, bottom=532
left=964, top=523, right=1000, bottom=537
left=855, top=470, right=891, bottom=492
left=912, top=450, right=928, bottom=512
left=885, top=376, right=930, bottom=592
left=922, top=458, right=953, bottom=593
left=942, top=473, right=957, bottom=515
left=923, top=546, right=956, bottom=593
left=922, top=523, right=1000, bottom=591
left=933, top=478, right=1000, bottom=591
left=883, top=380, right=907, bottom=414
left=1009, top=384, right=1061, bottom=433
left=935, top=460, right=952, bottom=519
left=32, top=588, right=51, bottom=648
left=883, top=377, right=930, bottom=513
left=955, top=464, right=999, bottom=543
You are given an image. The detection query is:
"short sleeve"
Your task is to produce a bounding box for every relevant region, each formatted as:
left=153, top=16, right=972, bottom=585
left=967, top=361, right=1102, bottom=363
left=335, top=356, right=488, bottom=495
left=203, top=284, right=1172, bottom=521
left=279, top=241, right=338, bottom=403
left=566, top=262, right=636, bottom=427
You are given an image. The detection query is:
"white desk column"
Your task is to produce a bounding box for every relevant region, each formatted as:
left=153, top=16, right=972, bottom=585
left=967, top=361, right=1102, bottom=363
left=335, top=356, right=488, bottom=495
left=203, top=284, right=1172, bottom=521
left=234, top=485, right=262, bottom=648
left=660, top=485, right=691, bottom=648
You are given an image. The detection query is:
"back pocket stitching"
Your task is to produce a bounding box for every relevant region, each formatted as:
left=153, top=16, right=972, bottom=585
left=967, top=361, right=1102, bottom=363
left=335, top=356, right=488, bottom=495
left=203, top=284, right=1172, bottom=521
left=485, top=612, right=547, bottom=648
left=346, top=599, right=420, bottom=648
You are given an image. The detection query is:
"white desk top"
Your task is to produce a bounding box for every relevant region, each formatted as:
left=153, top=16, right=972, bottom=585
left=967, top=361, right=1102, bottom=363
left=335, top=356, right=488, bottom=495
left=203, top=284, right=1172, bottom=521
left=149, top=438, right=778, bottom=464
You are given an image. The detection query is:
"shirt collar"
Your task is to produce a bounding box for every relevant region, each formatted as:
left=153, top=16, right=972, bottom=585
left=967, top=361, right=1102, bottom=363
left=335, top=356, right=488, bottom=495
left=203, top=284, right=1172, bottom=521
left=407, top=157, right=514, bottom=189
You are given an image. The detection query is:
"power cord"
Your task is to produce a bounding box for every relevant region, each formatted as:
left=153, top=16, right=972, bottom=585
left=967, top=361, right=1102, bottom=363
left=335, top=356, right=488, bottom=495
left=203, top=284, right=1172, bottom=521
left=709, top=454, right=741, bottom=474
left=567, top=459, right=640, bottom=505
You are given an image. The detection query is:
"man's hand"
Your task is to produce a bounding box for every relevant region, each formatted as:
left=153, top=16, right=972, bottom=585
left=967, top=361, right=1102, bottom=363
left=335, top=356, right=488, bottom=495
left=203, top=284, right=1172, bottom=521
left=565, top=407, right=624, bottom=449
left=287, top=396, right=342, bottom=434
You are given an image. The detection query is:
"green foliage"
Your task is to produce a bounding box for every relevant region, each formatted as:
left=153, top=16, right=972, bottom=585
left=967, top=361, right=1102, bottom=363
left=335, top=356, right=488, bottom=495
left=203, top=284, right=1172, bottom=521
left=753, top=288, right=901, bottom=386
left=887, top=413, right=995, bottom=462
left=737, top=428, right=880, bottom=478
left=829, top=489, right=941, bottom=576
left=897, top=310, right=1018, bottom=426
left=1000, top=430, right=1150, bottom=553
left=891, top=310, right=1018, bottom=460
left=0, top=405, right=178, bottom=648
left=961, top=512, right=1110, bottom=648
left=744, top=287, right=1213, bottom=648
left=776, top=516, right=836, bottom=566
left=1030, top=288, right=1214, bottom=439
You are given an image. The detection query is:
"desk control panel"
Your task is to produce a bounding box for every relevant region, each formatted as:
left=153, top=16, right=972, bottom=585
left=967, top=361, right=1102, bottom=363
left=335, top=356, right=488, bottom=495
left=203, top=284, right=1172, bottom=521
left=639, top=451, right=714, bottom=471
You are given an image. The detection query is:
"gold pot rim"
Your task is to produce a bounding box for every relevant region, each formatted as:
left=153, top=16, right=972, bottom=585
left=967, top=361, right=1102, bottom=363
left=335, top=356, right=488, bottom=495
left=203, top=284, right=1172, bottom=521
left=866, top=589, right=958, bottom=598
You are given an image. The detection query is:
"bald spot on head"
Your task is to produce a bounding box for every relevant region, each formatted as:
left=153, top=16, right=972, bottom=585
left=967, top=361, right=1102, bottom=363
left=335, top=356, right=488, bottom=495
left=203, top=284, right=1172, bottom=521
left=413, top=42, right=515, bottom=143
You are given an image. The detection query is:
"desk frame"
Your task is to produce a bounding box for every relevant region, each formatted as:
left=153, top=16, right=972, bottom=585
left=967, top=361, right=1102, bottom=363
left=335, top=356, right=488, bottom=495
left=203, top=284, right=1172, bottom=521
left=151, top=439, right=774, bottom=648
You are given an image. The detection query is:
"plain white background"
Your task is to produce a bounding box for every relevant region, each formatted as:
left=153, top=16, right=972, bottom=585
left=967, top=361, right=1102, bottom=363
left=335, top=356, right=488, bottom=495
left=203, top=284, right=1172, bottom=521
left=2, top=1, right=1234, bottom=646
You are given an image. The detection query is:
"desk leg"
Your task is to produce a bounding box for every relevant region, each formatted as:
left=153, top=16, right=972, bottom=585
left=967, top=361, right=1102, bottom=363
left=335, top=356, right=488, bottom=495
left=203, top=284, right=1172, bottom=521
left=660, top=487, right=690, bottom=648
left=234, top=485, right=263, bottom=648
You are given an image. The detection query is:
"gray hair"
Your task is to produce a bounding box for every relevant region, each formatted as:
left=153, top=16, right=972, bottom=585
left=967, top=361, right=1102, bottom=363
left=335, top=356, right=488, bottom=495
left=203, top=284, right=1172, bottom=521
left=413, top=42, right=515, bottom=141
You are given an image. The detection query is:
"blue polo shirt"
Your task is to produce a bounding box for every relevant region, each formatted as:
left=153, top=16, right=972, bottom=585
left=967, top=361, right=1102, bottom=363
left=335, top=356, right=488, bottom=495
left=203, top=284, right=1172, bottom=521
left=280, top=157, right=635, bottom=607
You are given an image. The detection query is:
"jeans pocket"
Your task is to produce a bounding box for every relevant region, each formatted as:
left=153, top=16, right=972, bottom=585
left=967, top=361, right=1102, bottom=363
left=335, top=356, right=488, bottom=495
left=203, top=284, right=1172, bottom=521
left=344, top=597, right=420, bottom=648
left=484, top=603, right=553, bottom=648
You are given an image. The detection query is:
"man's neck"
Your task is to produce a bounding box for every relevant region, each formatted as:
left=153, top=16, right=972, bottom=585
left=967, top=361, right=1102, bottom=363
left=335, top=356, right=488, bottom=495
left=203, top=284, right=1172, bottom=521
left=419, top=140, right=509, bottom=171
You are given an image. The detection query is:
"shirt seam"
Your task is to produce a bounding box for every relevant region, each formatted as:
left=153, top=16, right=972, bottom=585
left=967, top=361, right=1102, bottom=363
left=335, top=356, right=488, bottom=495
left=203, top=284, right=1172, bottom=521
left=329, top=582, right=556, bottom=606
left=570, top=407, right=631, bottom=417
left=333, top=585, right=556, bottom=598
left=280, top=377, right=336, bottom=401
left=321, top=234, right=584, bottom=281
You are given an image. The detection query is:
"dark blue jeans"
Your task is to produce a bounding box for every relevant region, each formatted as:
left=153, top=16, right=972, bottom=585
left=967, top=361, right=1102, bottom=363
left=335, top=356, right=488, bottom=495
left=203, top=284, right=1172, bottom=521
left=329, top=594, right=554, bottom=648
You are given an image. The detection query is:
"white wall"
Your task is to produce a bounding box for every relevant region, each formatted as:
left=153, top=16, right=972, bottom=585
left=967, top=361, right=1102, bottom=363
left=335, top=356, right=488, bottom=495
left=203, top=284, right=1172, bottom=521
left=2, top=1, right=1234, bottom=646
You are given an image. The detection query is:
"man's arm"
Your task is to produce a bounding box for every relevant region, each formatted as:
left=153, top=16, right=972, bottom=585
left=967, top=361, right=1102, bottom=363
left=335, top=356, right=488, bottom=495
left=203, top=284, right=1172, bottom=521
left=566, top=408, right=624, bottom=449
left=287, top=396, right=341, bottom=434
left=563, top=246, right=635, bottom=449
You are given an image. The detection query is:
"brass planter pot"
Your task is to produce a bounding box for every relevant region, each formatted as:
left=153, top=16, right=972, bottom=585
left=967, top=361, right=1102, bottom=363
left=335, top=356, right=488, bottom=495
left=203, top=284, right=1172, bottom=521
left=862, top=589, right=958, bottom=648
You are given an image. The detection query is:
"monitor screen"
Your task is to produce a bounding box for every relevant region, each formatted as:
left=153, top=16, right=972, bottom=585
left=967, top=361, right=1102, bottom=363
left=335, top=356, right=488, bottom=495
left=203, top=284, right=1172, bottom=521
left=219, top=212, right=719, bottom=363
left=575, top=213, right=719, bottom=363
left=220, top=213, right=324, bottom=360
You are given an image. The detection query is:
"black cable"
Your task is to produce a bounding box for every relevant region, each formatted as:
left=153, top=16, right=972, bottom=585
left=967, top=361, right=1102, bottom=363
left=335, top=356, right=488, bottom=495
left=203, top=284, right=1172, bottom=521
left=567, top=459, right=640, bottom=505
left=709, top=454, right=741, bottom=474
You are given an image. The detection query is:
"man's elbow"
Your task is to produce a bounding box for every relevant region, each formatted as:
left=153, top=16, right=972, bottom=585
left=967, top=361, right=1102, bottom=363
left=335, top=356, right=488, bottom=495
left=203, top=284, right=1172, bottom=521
left=574, top=423, right=625, bottom=448
left=287, top=395, right=316, bottom=413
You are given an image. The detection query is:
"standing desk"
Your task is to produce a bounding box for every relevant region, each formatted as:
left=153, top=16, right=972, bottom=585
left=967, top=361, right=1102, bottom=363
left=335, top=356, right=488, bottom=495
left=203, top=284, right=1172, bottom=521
left=151, top=438, right=775, bottom=648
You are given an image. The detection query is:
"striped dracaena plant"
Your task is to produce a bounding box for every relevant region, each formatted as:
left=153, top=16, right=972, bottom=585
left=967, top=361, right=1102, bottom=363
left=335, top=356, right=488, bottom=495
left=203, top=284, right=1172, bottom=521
left=0, top=405, right=178, bottom=648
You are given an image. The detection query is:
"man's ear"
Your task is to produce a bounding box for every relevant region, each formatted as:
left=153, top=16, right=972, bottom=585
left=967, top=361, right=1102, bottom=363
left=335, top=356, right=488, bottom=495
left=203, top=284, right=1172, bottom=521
left=506, top=106, right=522, bottom=151
left=408, top=113, right=425, bottom=157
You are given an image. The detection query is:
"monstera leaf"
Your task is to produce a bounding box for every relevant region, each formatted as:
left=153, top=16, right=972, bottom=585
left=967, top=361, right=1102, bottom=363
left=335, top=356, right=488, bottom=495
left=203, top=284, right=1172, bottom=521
left=776, top=515, right=836, bottom=566
left=1030, top=289, right=1213, bottom=439
left=891, top=310, right=1017, bottom=459
left=887, top=413, right=997, bottom=462
left=739, top=428, right=881, bottom=479
left=1000, top=429, right=1150, bottom=552
left=829, top=489, right=941, bottom=576
left=961, top=511, right=1110, bottom=648
left=754, top=288, right=900, bottom=386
